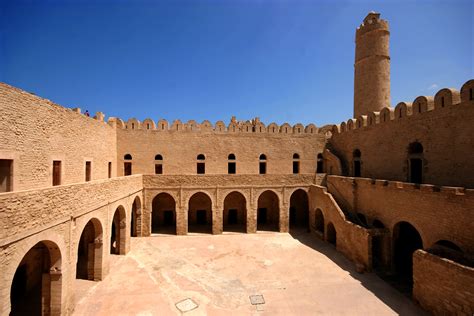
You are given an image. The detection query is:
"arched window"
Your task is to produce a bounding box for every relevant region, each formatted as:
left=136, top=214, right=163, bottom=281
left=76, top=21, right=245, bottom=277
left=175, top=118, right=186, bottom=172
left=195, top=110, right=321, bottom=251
left=259, top=154, right=267, bottom=174
left=293, top=153, right=300, bottom=174
left=124, top=154, right=132, bottom=176
left=353, top=149, right=361, bottom=177
left=197, top=154, right=205, bottom=174
left=228, top=154, right=236, bottom=174
left=155, top=154, right=163, bottom=174
left=316, top=153, right=324, bottom=173
left=408, top=142, right=423, bottom=183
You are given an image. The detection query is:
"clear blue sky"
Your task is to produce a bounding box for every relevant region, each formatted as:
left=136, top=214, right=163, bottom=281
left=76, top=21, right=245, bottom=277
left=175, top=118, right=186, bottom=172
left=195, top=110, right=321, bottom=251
left=1, top=0, right=472, bottom=126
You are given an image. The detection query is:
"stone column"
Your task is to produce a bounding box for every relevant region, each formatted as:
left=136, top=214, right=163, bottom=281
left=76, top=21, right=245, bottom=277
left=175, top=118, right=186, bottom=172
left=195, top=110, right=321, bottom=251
left=176, top=206, right=187, bottom=235
left=247, top=204, right=257, bottom=233
left=279, top=202, right=289, bottom=233
left=212, top=207, right=223, bottom=235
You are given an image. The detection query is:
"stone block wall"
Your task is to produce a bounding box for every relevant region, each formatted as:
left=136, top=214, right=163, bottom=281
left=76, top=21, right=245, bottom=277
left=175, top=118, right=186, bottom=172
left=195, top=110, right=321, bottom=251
left=0, top=83, right=117, bottom=191
left=413, top=250, right=474, bottom=315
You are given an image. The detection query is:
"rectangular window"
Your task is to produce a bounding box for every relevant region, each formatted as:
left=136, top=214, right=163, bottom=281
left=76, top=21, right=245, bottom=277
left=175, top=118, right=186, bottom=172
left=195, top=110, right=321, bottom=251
left=155, top=164, right=163, bottom=174
left=85, top=161, right=91, bottom=181
left=259, top=162, right=266, bottom=174
left=228, top=162, right=236, bottom=174
left=197, top=163, right=205, bottom=174
left=124, top=162, right=132, bottom=176
left=52, top=160, right=61, bottom=186
left=108, top=162, right=112, bottom=178
left=293, top=161, right=300, bottom=174
left=0, top=159, right=13, bottom=192
left=354, top=161, right=361, bottom=177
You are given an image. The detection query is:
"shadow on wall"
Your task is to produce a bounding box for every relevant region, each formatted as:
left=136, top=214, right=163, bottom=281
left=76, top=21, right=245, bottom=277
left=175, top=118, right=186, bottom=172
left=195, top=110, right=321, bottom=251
left=288, top=230, right=426, bottom=316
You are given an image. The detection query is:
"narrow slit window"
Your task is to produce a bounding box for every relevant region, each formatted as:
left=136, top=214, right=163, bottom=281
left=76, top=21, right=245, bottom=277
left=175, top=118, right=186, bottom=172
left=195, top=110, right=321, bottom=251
left=52, top=160, right=61, bottom=186
left=85, top=161, right=91, bottom=182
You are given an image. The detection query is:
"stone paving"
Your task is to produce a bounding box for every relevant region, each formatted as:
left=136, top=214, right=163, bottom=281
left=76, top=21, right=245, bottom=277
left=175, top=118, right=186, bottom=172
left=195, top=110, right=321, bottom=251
left=73, top=231, right=425, bottom=315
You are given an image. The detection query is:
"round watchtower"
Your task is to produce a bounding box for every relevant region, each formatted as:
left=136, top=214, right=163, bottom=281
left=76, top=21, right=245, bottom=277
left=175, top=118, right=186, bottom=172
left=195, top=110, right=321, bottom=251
left=354, top=12, right=391, bottom=118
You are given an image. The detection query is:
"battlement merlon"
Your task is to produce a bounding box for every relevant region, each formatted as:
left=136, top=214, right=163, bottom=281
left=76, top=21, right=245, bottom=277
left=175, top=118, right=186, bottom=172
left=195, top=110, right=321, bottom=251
left=355, top=12, right=390, bottom=39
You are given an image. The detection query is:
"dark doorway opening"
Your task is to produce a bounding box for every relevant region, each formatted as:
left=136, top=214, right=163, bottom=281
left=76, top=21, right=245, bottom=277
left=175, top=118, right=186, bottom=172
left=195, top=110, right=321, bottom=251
left=257, top=208, right=267, bottom=225
left=152, top=193, right=176, bottom=234
left=409, top=158, right=422, bottom=183
left=228, top=209, right=238, bottom=225
left=124, top=162, right=132, bottom=176
left=197, top=210, right=207, bottom=224
left=393, top=221, right=423, bottom=293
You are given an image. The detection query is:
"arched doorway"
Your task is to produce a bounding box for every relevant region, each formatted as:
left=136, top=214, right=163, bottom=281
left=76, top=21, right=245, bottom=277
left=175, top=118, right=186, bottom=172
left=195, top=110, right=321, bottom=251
left=10, top=241, right=62, bottom=316
left=289, top=189, right=309, bottom=231
left=315, top=208, right=324, bottom=234
left=257, top=190, right=279, bottom=232
left=152, top=193, right=176, bottom=234
left=188, top=192, right=212, bottom=234
left=326, top=222, right=336, bottom=246
left=131, top=196, right=141, bottom=237
left=76, top=218, right=103, bottom=281
left=223, top=191, right=247, bottom=233
left=393, top=221, right=423, bottom=291
left=111, top=206, right=126, bottom=255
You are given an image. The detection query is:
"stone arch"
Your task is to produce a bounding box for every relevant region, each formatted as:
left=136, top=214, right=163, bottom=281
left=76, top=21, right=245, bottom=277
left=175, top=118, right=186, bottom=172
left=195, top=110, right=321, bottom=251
left=314, top=208, right=324, bottom=234
left=188, top=192, right=213, bottom=234
left=10, top=240, right=62, bottom=316
left=326, top=222, right=336, bottom=246
left=76, top=218, right=104, bottom=281
left=131, top=196, right=142, bottom=237
left=257, top=190, right=280, bottom=232
left=289, top=189, right=309, bottom=231
left=142, top=118, right=156, bottom=130
left=428, top=240, right=467, bottom=265
left=223, top=191, right=247, bottom=233
left=392, top=221, right=423, bottom=291
left=110, top=205, right=127, bottom=255
left=316, top=153, right=324, bottom=173
left=152, top=192, right=176, bottom=235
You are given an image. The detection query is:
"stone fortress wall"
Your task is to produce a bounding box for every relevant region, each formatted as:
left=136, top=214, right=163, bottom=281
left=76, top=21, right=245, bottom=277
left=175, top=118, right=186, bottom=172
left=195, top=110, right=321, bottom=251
left=0, top=83, right=117, bottom=191
left=0, top=11, right=473, bottom=316
left=330, top=80, right=474, bottom=188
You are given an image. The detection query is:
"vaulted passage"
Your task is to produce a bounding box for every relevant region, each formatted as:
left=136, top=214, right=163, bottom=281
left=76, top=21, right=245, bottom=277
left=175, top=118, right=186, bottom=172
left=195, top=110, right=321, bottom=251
left=257, top=190, right=279, bottom=232
left=315, top=208, right=324, bottom=234
left=289, top=189, right=309, bottom=231
left=110, top=206, right=127, bottom=255
left=223, top=191, right=247, bottom=233
left=393, top=221, right=423, bottom=292
left=152, top=193, right=176, bottom=235
left=188, top=192, right=213, bottom=234
left=76, top=218, right=103, bottom=281
left=131, top=196, right=141, bottom=237
left=326, top=222, right=337, bottom=246
left=10, top=241, right=62, bottom=316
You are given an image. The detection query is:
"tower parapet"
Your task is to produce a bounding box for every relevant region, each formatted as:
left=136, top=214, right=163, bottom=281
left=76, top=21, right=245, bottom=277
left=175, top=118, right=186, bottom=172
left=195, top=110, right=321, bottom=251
left=354, top=12, right=391, bottom=118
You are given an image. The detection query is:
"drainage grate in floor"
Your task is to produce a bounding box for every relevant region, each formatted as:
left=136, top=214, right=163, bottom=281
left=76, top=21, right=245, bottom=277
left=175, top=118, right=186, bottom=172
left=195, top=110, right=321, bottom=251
left=175, top=298, right=198, bottom=313
left=249, top=294, right=265, bottom=305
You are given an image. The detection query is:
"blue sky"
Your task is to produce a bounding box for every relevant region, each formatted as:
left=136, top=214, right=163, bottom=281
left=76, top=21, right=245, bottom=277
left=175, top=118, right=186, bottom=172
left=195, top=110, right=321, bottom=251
left=1, top=0, right=472, bottom=126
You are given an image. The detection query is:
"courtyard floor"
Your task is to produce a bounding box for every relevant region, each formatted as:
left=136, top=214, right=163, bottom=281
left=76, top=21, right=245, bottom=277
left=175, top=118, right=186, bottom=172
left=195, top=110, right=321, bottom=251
left=73, top=231, right=425, bottom=315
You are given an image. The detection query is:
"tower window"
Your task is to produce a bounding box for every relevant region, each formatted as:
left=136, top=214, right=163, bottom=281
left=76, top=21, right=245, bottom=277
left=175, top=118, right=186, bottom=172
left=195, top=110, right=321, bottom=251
left=441, top=97, right=445, bottom=107
left=85, top=161, right=91, bottom=181
left=293, top=153, right=300, bottom=174
left=52, top=160, right=61, bottom=186
left=259, top=154, right=267, bottom=174
left=228, top=154, right=236, bottom=174
left=197, top=154, right=205, bottom=174
left=155, top=154, right=163, bottom=174
left=124, top=154, right=132, bottom=176
left=316, top=153, right=324, bottom=173
left=108, top=162, right=112, bottom=178
left=0, top=159, right=13, bottom=192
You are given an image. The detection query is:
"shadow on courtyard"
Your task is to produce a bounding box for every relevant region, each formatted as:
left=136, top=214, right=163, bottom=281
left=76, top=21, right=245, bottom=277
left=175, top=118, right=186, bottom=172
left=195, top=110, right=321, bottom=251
left=288, top=229, right=426, bottom=316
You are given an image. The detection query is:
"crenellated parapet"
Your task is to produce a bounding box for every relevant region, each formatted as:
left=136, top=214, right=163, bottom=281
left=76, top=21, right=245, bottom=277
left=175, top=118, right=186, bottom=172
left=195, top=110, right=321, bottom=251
left=105, top=116, right=322, bottom=136
left=333, top=79, right=474, bottom=134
